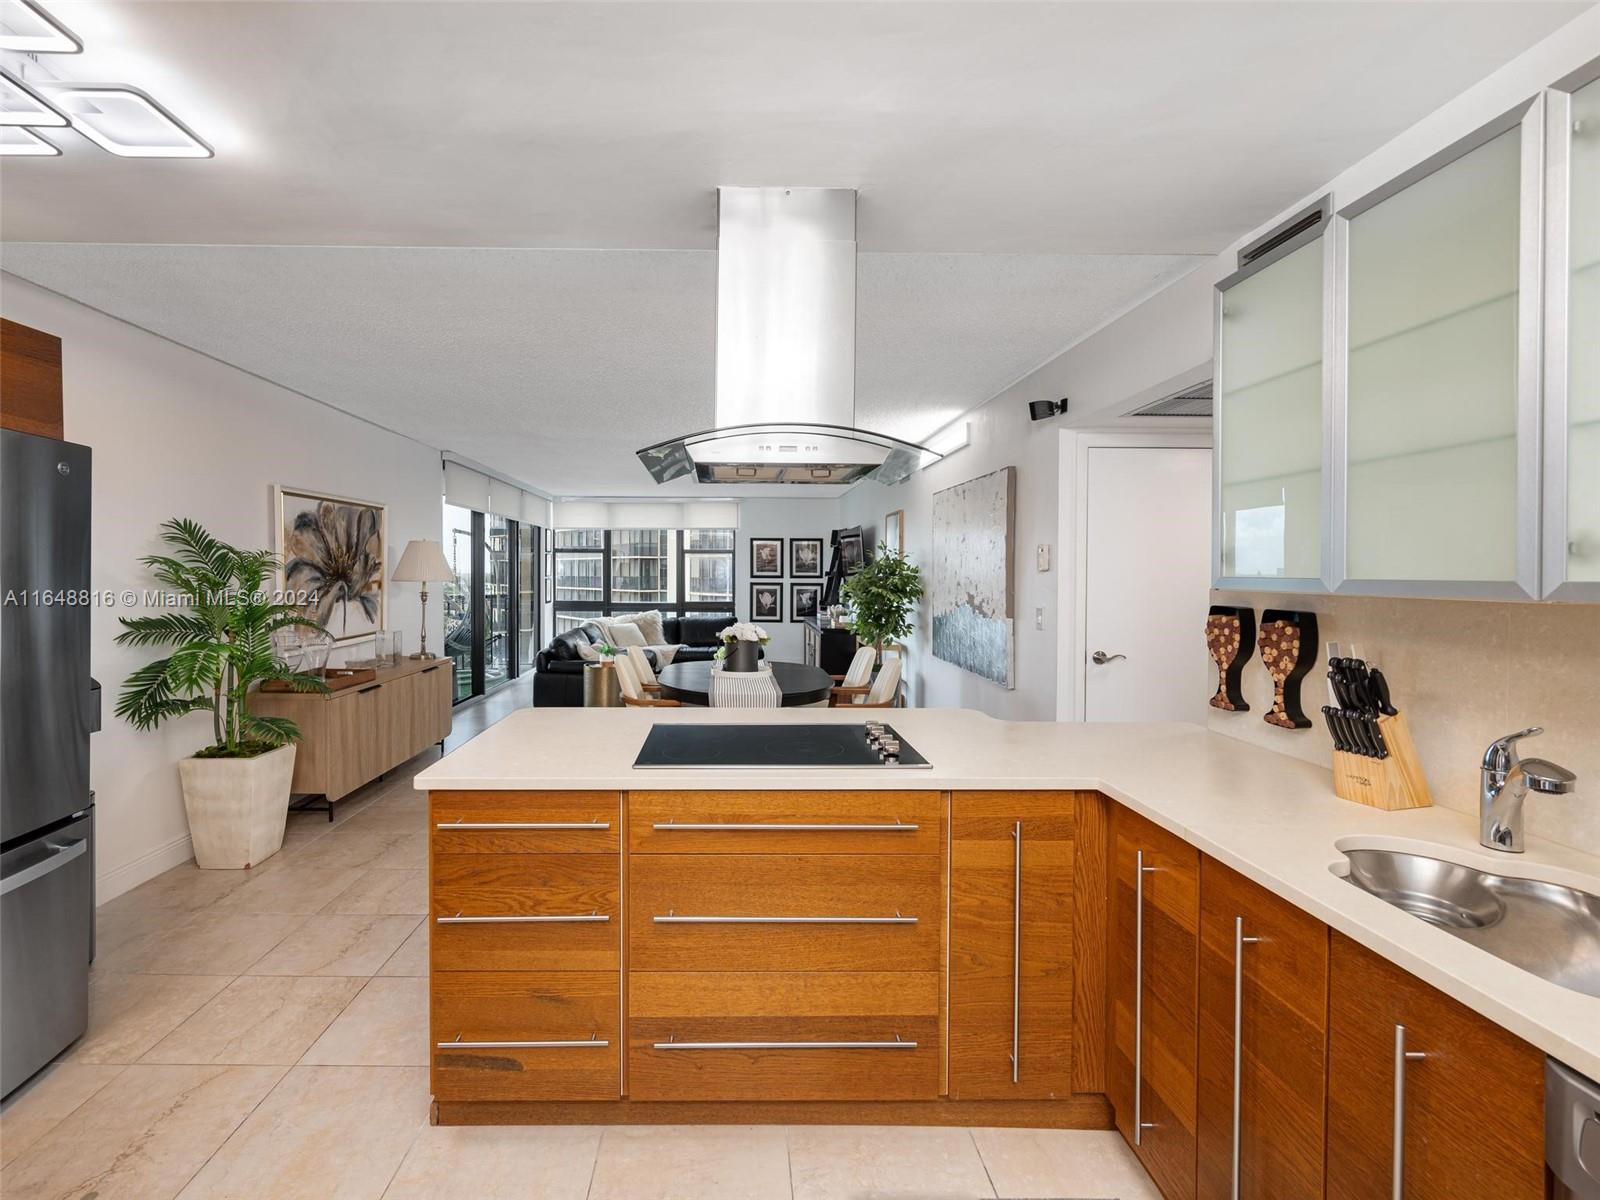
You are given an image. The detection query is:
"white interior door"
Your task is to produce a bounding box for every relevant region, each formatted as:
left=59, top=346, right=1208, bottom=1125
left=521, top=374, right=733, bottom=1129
left=1082, top=446, right=1213, bottom=723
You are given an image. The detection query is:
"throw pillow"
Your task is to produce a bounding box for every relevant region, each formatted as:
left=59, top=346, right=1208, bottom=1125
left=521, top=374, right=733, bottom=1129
left=605, top=621, right=648, bottom=649
left=631, top=609, right=666, bottom=647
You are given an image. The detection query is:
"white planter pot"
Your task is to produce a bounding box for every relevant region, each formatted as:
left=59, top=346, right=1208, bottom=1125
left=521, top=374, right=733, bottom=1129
left=177, top=743, right=297, bottom=870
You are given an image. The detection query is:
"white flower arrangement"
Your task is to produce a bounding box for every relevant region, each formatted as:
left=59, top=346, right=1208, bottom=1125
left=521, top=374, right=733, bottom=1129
left=718, top=622, right=771, bottom=644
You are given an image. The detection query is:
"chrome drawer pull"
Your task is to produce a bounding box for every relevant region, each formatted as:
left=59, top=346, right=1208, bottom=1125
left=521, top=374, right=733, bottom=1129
left=436, top=820, right=611, bottom=830
left=654, top=1034, right=916, bottom=1051
left=1392, top=1024, right=1426, bottom=1199
left=653, top=910, right=916, bottom=925
left=438, top=1032, right=609, bottom=1050
left=1011, top=820, right=1021, bottom=1085
left=651, top=819, right=918, bottom=832
left=1134, top=849, right=1157, bottom=1146
left=1230, top=916, right=1260, bottom=1200
left=436, top=910, right=609, bottom=925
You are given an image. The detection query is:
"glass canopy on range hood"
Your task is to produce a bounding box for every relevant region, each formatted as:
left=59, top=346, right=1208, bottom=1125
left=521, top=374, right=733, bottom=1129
left=636, top=421, right=941, bottom=486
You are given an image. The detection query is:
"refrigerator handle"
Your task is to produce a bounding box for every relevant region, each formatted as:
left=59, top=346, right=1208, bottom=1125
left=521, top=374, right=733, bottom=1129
left=85, top=678, right=101, bottom=734
left=0, top=837, right=88, bottom=897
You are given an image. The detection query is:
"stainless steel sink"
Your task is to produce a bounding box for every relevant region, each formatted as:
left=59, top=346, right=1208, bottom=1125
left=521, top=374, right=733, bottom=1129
left=1339, top=847, right=1600, bottom=1000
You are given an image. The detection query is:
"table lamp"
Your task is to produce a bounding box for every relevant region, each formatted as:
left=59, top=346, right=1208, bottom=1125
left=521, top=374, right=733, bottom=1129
left=392, top=539, right=454, bottom=659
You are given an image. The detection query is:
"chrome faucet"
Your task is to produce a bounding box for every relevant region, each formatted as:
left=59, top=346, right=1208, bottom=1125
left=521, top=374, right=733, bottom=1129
left=1480, top=727, right=1577, bottom=852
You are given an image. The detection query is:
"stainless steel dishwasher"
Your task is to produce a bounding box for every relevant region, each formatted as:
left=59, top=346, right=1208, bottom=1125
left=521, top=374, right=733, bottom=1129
left=1548, top=1059, right=1600, bottom=1199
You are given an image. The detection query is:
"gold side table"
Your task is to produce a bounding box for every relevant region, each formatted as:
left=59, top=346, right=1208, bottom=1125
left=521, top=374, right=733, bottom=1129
left=583, top=660, right=622, bottom=708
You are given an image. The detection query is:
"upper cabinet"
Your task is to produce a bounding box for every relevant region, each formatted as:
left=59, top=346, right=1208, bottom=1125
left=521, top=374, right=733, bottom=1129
left=1544, top=68, right=1600, bottom=600
left=1214, top=62, right=1600, bottom=601
left=1215, top=221, right=1327, bottom=589
left=1337, top=103, right=1542, bottom=598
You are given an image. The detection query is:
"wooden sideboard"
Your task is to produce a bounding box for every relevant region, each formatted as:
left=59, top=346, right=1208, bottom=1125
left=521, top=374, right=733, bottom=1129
left=251, top=656, right=452, bottom=815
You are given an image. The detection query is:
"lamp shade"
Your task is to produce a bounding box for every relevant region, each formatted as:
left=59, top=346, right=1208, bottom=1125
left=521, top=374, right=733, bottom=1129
left=392, top=539, right=454, bottom=583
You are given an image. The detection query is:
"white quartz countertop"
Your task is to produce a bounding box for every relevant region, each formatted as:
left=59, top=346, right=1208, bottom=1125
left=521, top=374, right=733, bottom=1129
left=415, top=706, right=1600, bottom=1081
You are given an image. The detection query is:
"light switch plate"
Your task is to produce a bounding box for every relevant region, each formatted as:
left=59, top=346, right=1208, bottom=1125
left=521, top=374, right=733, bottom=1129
left=1035, top=607, right=1045, bottom=631
left=1036, top=544, right=1051, bottom=572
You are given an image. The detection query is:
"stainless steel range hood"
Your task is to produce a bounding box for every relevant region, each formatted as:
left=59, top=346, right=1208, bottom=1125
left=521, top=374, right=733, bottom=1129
left=636, top=187, right=941, bottom=486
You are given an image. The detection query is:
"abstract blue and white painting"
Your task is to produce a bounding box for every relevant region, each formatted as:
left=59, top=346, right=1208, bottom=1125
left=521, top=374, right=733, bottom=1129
left=930, top=466, right=1015, bottom=689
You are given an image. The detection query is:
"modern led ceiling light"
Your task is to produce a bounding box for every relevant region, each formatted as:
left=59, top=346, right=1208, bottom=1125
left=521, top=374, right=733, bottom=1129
left=38, top=84, right=211, bottom=157
left=0, top=0, right=80, bottom=53
left=0, top=67, right=67, bottom=126
left=0, top=126, right=58, bottom=155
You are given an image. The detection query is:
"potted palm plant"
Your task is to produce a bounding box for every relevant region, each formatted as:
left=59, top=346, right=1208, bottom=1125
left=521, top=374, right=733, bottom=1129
left=841, top=547, right=923, bottom=657
left=116, top=519, right=328, bottom=869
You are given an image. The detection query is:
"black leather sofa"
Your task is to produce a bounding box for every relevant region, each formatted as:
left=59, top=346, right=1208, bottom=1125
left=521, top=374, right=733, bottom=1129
left=533, top=615, right=736, bottom=707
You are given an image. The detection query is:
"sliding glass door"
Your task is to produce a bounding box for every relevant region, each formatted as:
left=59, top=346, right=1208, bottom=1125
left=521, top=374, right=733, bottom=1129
left=442, top=504, right=541, bottom=703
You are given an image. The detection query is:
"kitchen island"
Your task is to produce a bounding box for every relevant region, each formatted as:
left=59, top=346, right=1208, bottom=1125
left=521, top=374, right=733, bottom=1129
left=416, top=707, right=1600, bottom=1193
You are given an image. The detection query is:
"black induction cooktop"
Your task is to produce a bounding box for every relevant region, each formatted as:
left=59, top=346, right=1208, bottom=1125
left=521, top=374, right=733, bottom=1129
left=632, top=723, right=931, bottom=769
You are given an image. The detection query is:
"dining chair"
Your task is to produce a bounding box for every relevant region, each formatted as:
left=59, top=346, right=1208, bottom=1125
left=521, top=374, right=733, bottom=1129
left=829, top=645, right=878, bottom=706
left=853, top=655, right=902, bottom=708
left=626, top=645, right=662, bottom=694
left=615, top=654, right=679, bottom=708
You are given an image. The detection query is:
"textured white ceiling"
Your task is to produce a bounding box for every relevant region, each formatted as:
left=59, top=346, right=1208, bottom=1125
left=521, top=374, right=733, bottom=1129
left=0, top=2, right=1584, bottom=252
left=0, top=243, right=1200, bottom=493
left=0, top=1, right=1584, bottom=494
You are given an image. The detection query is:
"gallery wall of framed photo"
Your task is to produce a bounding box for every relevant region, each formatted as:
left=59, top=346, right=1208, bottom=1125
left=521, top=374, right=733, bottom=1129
left=734, top=498, right=840, bottom=661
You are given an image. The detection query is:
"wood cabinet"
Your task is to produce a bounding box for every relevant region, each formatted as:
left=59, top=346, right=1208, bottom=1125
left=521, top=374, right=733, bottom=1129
left=0, top=318, right=64, bottom=440
left=627, top=970, right=941, bottom=1101
left=1326, top=932, right=1545, bottom=1200
left=948, top=791, right=1075, bottom=1099
left=1108, top=805, right=1200, bottom=1200
left=625, top=790, right=946, bottom=1103
left=249, top=657, right=452, bottom=808
left=428, top=790, right=623, bottom=1104
left=1196, top=857, right=1328, bottom=1200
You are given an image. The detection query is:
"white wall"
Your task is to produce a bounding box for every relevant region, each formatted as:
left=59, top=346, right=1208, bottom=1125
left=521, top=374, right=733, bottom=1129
left=838, top=398, right=1063, bottom=720
left=840, top=6, right=1600, bottom=724
left=1, top=274, right=445, bottom=902
left=733, top=496, right=843, bottom=662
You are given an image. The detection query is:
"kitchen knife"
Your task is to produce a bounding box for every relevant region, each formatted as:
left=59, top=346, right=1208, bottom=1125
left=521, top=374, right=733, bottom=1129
left=1326, top=669, right=1349, bottom=709
left=1368, top=668, right=1398, bottom=717
left=1346, top=708, right=1379, bottom=757
left=1361, top=713, right=1390, bottom=759
left=1322, top=705, right=1347, bottom=752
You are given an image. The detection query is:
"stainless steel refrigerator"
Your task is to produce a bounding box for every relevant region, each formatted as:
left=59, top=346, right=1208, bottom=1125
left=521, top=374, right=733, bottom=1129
left=1, top=428, right=98, bottom=1097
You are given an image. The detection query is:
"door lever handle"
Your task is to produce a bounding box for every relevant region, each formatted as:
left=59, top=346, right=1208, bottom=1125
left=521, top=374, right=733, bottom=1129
left=1091, top=651, right=1126, bottom=665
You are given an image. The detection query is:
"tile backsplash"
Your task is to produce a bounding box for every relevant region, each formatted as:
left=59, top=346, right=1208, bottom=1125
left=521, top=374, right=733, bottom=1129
left=1210, top=592, right=1600, bottom=859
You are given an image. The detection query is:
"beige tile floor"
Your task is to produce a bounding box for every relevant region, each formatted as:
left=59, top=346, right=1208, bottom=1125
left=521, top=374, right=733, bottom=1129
left=0, top=677, right=1158, bottom=1200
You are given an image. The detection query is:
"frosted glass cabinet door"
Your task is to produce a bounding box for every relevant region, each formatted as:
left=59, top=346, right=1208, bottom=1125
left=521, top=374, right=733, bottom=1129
left=1565, top=77, right=1600, bottom=585
left=1216, top=239, right=1323, bottom=582
left=1344, top=125, right=1527, bottom=587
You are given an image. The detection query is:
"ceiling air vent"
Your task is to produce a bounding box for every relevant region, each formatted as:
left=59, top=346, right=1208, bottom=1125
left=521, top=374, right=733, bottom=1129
left=1130, top=381, right=1212, bottom=418
left=1237, top=195, right=1331, bottom=269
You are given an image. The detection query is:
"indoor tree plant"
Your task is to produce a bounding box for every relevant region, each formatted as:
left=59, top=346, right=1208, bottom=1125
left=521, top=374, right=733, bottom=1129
left=116, top=518, right=328, bottom=869
left=841, top=547, right=923, bottom=657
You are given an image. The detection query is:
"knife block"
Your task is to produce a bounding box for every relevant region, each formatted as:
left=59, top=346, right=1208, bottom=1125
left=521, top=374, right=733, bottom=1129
left=1331, top=712, right=1433, bottom=811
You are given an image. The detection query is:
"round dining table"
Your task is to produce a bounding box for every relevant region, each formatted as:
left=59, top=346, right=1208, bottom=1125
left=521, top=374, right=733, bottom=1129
left=655, top=660, right=835, bottom=707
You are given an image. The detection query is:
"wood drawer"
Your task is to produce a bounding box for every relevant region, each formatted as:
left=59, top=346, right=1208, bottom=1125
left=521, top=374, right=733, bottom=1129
left=431, top=791, right=620, bottom=853
left=628, top=791, right=942, bottom=855
left=432, top=971, right=619, bottom=1102
left=628, top=971, right=940, bottom=1101
left=433, top=853, right=619, bottom=971
left=629, top=853, right=942, bottom=972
